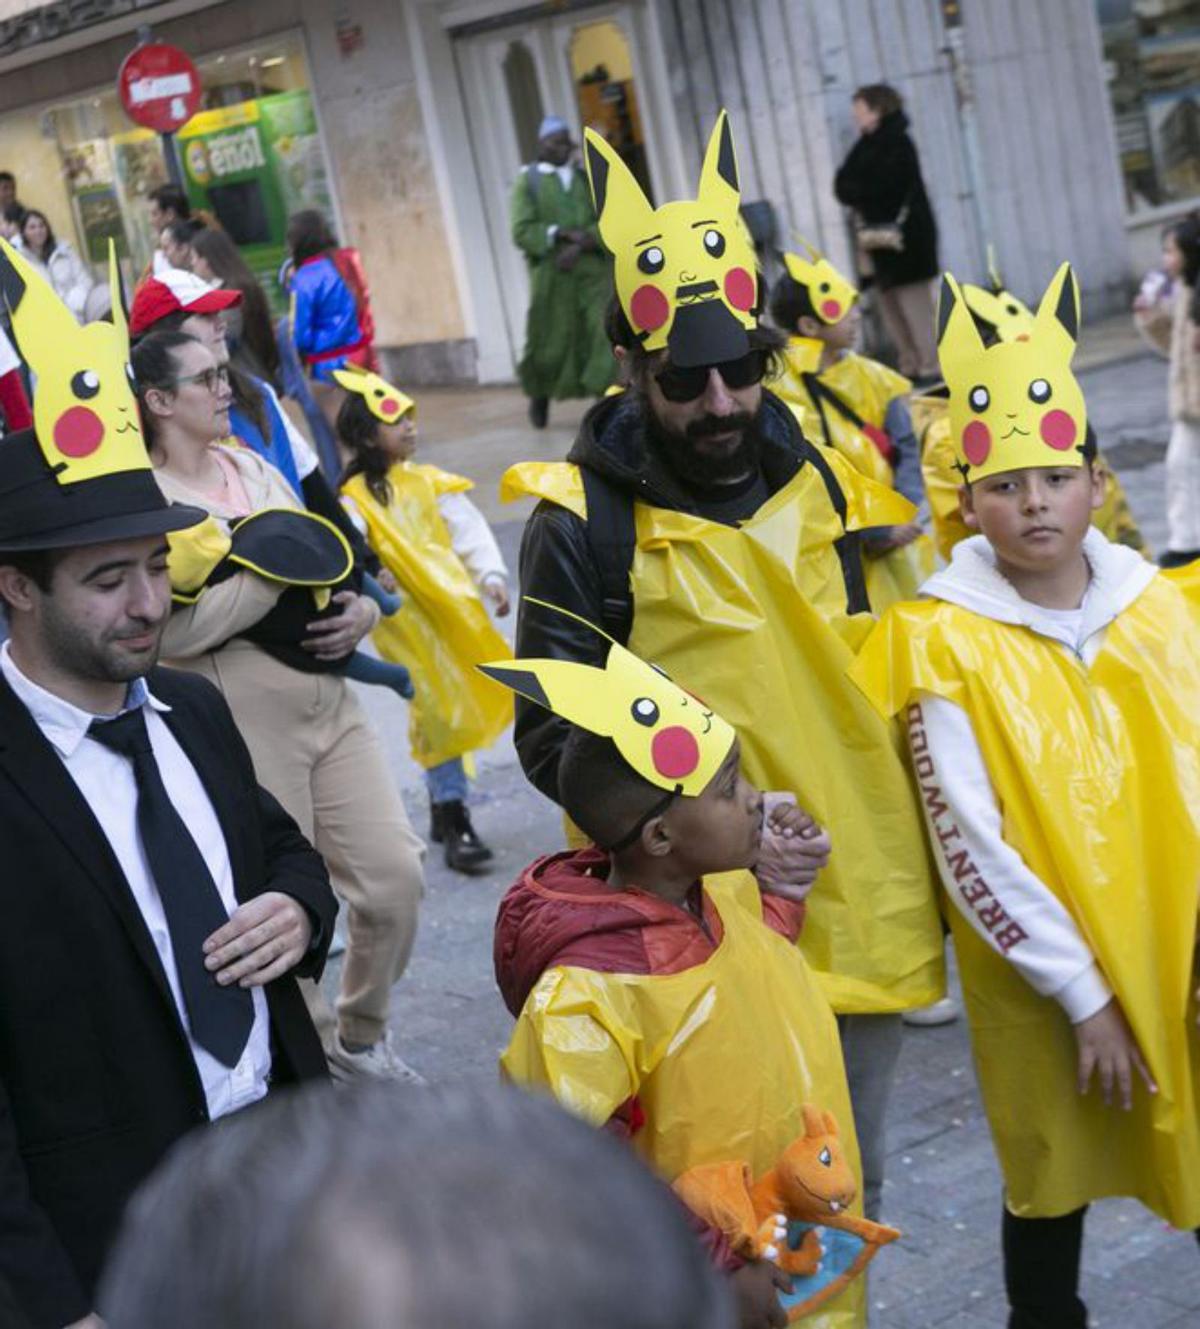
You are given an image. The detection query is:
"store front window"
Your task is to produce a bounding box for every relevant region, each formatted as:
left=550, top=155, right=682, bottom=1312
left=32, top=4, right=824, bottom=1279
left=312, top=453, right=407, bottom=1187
left=1098, top=0, right=1200, bottom=214
left=18, top=31, right=333, bottom=312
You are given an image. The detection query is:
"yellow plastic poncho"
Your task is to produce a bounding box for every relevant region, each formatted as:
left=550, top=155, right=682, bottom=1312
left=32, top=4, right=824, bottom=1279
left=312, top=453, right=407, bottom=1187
left=501, top=458, right=945, bottom=1014
left=773, top=343, right=935, bottom=608
left=850, top=574, right=1200, bottom=1224
left=343, top=462, right=512, bottom=768
left=503, top=871, right=865, bottom=1328
left=913, top=391, right=1150, bottom=562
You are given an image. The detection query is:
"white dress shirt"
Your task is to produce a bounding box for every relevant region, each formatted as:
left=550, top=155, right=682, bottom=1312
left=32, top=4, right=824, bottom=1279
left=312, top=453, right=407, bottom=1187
left=1, top=644, right=271, bottom=1118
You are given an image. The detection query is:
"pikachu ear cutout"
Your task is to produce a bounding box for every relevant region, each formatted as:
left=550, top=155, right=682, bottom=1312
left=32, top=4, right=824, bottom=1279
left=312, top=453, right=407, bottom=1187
left=986, top=242, right=1003, bottom=294
left=782, top=250, right=817, bottom=285
left=108, top=241, right=129, bottom=342
left=0, top=235, right=78, bottom=365
left=583, top=128, right=655, bottom=255
left=332, top=366, right=367, bottom=392
left=697, top=109, right=741, bottom=209
left=936, top=271, right=987, bottom=386
left=477, top=663, right=552, bottom=711
left=1032, top=261, right=1079, bottom=362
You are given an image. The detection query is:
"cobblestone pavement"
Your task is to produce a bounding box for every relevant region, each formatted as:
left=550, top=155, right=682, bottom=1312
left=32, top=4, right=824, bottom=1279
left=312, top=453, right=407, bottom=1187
left=329, top=348, right=1197, bottom=1327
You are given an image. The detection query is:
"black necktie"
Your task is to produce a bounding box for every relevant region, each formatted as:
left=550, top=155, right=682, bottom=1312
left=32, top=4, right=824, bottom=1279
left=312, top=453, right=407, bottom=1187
left=88, top=707, right=253, bottom=1068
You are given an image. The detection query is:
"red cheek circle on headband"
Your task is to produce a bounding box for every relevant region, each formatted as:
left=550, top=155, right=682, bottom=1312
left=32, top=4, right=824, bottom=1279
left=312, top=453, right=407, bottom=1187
left=821, top=300, right=842, bottom=320
left=631, top=285, right=670, bottom=332
left=962, top=420, right=992, bottom=467
left=54, top=406, right=105, bottom=458
left=724, top=268, right=755, bottom=312
left=651, top=726, right=700, bottom=781
left=1040, top=410, right=1077, bottom=451
left=381, top=397, right=401, bottom=417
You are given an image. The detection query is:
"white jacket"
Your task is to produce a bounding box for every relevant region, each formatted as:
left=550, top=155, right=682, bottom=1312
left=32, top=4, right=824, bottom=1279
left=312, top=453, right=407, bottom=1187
left=26, top=242, right=96, bottom=323
left=911, top=528, right=1158, bottom=1023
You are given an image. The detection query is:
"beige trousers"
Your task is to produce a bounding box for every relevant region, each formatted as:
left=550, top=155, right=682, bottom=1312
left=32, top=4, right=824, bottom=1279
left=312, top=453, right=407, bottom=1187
left=179, top=642, right=425, bottom=1047
left=877, top=279, right=939, bottom=379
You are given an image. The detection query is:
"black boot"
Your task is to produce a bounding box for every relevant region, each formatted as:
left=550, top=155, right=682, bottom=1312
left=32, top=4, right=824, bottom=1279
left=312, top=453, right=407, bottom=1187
left=429, top=800, right=493, bottom=874
left=528, top=396, right=549, bottom=429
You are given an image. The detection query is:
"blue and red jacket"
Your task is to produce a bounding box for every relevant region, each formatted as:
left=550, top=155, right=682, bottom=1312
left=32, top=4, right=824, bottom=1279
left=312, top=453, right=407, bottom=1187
left=289, top=252, right=366, bottom=382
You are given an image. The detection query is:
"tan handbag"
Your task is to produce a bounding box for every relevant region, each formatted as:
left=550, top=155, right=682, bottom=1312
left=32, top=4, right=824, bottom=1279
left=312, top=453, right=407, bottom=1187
left=855, top=198, right=910, bottom=253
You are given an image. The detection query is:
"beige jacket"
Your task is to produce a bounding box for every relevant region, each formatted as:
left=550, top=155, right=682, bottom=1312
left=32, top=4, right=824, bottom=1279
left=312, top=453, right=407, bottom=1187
left=153, top=444, right=298, bottom=659
left=1135, top=284, right=1200, bottom=422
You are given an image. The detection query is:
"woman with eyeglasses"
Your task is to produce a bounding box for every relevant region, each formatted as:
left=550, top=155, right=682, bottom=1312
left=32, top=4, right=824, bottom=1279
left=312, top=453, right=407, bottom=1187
left=135, top=329, right=427, bottom=1086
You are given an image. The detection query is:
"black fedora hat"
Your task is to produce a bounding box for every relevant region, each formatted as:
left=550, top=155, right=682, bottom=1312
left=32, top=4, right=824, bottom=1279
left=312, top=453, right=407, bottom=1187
left=0, top=427, right=205, bottom=552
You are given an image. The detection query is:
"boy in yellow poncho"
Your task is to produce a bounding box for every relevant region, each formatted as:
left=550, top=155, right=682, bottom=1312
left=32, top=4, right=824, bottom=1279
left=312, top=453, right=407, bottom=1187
left=916, top=256, right=1148, bottom=562
left=768, top=241, right=935, bottom=609
left=484, top=618, right=898, bottom=1327
left=850, top=261, right=1200, bottom=1328
left=336, top=368, right=513, bottom=873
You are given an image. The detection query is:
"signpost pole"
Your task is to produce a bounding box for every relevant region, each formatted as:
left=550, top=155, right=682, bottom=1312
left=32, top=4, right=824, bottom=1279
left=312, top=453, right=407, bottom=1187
left=160, top=132, right=183, bottom=188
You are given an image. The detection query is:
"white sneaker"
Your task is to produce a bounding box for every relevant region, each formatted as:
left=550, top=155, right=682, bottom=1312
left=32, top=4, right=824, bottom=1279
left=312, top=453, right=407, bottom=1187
left=328, top=1031, right=427, bottom=1085
left=902, top=996, right=960, bottom=1027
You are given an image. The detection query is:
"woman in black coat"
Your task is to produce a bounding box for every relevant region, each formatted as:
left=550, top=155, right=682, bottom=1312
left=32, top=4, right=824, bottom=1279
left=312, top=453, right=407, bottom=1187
left=835, top=83, right=941, bottom=381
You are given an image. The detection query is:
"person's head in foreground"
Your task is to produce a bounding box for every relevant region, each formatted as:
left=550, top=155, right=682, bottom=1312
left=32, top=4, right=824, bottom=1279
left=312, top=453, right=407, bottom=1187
left=482, top=614, right=764, bottom=892
left=940, top=260, right=1103, bottom=594
left=99, top=1081, right=734, bottom=1329
left=587, top=109, right=789, bottom=490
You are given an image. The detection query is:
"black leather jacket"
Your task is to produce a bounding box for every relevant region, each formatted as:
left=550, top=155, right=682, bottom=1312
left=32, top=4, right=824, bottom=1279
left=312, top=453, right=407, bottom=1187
left=514, top=389, right=867, bottom=802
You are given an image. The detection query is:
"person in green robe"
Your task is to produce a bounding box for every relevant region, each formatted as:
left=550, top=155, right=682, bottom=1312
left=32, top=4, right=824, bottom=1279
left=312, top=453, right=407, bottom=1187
left=510, top=115, right=613, bottom=428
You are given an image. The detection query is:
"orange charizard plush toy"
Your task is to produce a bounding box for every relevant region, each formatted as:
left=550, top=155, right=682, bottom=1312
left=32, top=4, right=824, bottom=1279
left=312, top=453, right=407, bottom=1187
left=674, top=1105, right=899, bottom=1321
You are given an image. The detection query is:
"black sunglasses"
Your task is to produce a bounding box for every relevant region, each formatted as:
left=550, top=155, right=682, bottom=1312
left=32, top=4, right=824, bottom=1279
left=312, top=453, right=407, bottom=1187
left=654, top=348, right=769, bottom=403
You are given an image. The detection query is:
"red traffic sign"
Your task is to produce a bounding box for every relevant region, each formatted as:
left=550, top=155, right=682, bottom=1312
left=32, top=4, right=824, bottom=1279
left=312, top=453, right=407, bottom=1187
left=118, top=42, right=202, bottom=134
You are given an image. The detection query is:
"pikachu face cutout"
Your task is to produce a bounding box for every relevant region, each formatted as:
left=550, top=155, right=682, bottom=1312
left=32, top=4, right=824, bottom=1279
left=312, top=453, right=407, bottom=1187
left=961, top=245, right=1035, bottom=345
left=937, top=261, right=1087, bottom=482
left=332, top=365, right=414, bottom=425
left=960, top=285, right=1034, bottom=344
left=782, top=238, right=859, bottom=326
left=0, top=238, right=143, bottom=486
left=480, top=601, right=735, bottom=798
left=585, top=110, right=758, bottom=368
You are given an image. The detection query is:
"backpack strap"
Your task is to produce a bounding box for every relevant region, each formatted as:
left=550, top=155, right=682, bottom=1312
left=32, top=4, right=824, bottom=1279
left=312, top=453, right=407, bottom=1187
left=802, top=372, right=898, bottom=468
left=788, top=424, right=872, bottom=617
left=580, top=465, right=636, bottom=643
left=523, top=164, right=542, bottom=204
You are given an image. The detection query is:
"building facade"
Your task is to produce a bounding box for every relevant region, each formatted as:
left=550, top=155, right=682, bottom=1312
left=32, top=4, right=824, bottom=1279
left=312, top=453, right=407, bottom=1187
left=0, top=0, right=1190, bottom=384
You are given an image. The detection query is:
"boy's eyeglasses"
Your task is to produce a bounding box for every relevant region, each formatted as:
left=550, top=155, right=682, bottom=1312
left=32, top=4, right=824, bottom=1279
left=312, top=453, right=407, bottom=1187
left=654, top=348, right=769, bottom=403
left=173, top=365, right=230, bottom=394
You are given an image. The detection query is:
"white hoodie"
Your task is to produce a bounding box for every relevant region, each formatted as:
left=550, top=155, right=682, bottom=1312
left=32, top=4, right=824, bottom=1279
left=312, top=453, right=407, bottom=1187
left=911, top=527, right=1159, bottom=1024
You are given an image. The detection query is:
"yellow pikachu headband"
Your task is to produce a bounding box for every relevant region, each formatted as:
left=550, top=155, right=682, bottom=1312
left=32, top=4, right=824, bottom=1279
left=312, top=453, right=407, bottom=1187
left=332, top=365, right=415, bottom=424
left=937, top=261, right=1087, bottom=482
left=960, top=249, right=1034, bottom=344
left=782, top=237, right=858, bottom=326
left=0, top=237, right=144, bottom=485
left=479, top=601, right=735, bottom=799
left=584, top=110, right=758, bottom=367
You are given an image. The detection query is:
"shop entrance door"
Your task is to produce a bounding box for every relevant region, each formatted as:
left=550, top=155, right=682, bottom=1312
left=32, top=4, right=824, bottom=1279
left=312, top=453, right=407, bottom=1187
left=454, top=5, right=661, bottom=379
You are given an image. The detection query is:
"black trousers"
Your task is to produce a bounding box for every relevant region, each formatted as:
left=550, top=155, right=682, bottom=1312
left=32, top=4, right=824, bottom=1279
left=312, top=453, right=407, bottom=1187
left=1003, top=1206, right=1089, bottom=1329
left=1004, top=1204, right=1200, bottom=1328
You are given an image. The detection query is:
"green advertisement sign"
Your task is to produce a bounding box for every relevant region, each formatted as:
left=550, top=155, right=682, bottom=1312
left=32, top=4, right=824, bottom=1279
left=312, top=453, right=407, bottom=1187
left=178, top=89, right=334, bottom=314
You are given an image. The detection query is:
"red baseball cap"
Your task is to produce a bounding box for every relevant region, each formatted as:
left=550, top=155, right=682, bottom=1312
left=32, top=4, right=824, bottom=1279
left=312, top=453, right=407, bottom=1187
left=130, top=267, right=242, bottom=337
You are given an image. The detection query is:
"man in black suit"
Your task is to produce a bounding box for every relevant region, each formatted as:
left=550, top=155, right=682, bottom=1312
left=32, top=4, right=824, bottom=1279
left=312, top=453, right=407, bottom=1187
left=0, top=238, right=337, bottom=1328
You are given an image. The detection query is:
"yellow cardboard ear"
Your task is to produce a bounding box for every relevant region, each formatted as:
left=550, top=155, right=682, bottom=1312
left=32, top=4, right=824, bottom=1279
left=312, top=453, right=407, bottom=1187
left=939, top=262, right=1087, bottom=482
left=478, top=602, right=736, bottom=798
left=584, top=110, right=758, bottom=366
left=0, top=235, right=146, bottom=485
